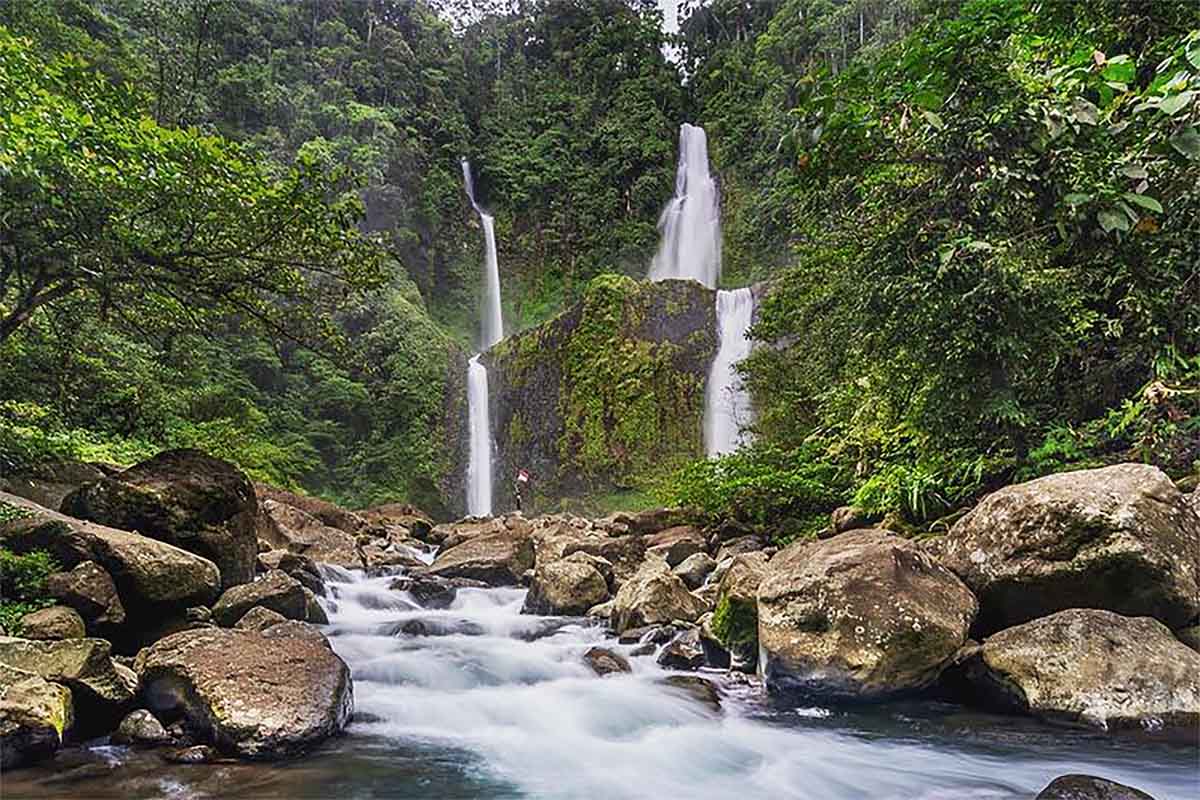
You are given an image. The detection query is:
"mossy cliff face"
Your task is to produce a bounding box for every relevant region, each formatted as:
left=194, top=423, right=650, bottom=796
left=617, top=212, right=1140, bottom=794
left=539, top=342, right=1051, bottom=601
left=483, top=276, right=716, bottom=513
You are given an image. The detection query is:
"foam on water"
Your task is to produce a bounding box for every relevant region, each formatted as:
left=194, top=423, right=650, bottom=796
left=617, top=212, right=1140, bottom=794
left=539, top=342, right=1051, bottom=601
left=321, top=569, right=1198, bottom=800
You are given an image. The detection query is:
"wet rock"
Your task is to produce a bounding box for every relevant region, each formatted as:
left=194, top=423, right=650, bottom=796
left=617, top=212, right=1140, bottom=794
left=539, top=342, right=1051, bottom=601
left=361, top=545, right=427, bottom=575
left=302, top=588, right=328, bottom=625
left=656, top=628, right=705, bottom=671
left=697, top=614, right=731, bottom=670
left=211, top=570, right=307, bottom=627
left=961, top=609, right=1199, bottom=735
left=1175, top=625, right=1200, bottom=654
left=111, top=708, right=170, bottom=746
left=388, top=574, right=483, bottom=609
left=709, top=552, right=768, bottom=669
left=714, top=534, right=768, bottom=564
left=137, top=627, right=352, bottom=759
left=758, top=529, right=977, bottom=699
left=428, top=531, right=534, bottom=586
left=610, top=558, right=707, bottom=634
left=163, top=744, right=220, bottom=764
left=257, top=499, right=364, bottom=570
left=62, top=449, right=259, bottom=590
left=19, top=606, right=85, bottom=641
left=629, top=642, right=656, bottom=657
left=936, top=463, right=1200, bottom=635
left=358, top=503, right=434, bottom=543
left=658, top=675, right=721, bottom=712
left=256, top=550, right=326, bottom=596
left=1035, top=774, right=1156, bottom=799
left=389, top=617, right=486, bottom=638
left=672, top=552, right=716, bottom=589
left=0, top=637, right=135, bottom=709
left=45, top=561, right=125, bottom=629
left=0, top=673, right=73, bottom=769
left=234, top=606, right=289, bottom=632
left=522, top=557, right=609, bottom=616
left=618, top=624, right=678, bottom=645
left=0, top=492, right=220, bottom=617
left=586, top=599, right=614, bottom=619
left=645, top=525, right=707, bottom=567
left=582, top=646, right=631, bottom=676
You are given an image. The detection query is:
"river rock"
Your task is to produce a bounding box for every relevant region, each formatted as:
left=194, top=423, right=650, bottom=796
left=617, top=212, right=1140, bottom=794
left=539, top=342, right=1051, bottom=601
left=582, top=646, right=631, bottom=676
left=256, top=484, right=373, bottom=537
left=599, top=508, right=687, bottom=537
left=714, top=534, right=768, bottom=563
left=758, top=529, right=977, bottom=699
left=111, top=708, right=170, bottom=746
left=962, top=609, right=1200, bottom=734
left=937, top=463, right=1200, bottom=635
left=388, top=574, right=483, bottom=609
left=61, top=449, right=259, bottom=589
left=709, top=552, right=768, bottom=668
left=45, top=561, right=125, bottom=628
left=0, top=673, right=73, bottom=769
left=610, top=557, right=707, bottom=634
left=136, top=627, right=352, bottom=759
left=428, top=531, right=534, bottom=586
left=658, top=675, right=721, bottom=712
left=234, top=606, right=289, bottom=632
left=656, top=628, right=705, bottom=670
left=645, top=525, right=707, bottom=566
left=163, top=744, right=220, bottom=764
left=0, top=637, right=136, bottom=708
left=19, top=606, right=85, bottom=641
left=257, top=499, right=364, bottom=569
left=1035, top=774, right=1156, bottom=799
left=212, top=570, right=307, bottom=627
left=0, top=492, right=221, bottom=617
left=522, top=557, right=609, bottom=615
left=303, top=587, right=328, bottom=624
left=262, top=620, right=331, bottom=648
left=673, top=552, right=716, bottom=589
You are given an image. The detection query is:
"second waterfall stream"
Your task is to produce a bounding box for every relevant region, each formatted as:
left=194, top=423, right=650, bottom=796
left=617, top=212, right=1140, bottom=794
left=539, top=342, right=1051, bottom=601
left=463, top=158, right=501, bottom=515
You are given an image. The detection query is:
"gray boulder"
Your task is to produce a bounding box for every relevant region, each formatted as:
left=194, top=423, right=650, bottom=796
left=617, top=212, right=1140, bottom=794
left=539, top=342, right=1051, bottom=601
left=136, top=627, right=352, bottom=759
left=962, top=608, right=1199, bottom=735
left=62, top=449, right=259, bottom=589
left=428, top=531, right=534, bottom=586
left=111, top=708, right=170, bottom=746
left=937, top=463, right=1200, bottom=634
left=522, top=557, right=609, bottom=616
left=211, top=570, right=307, bottom=627
left=257, top=498, right=364, bottom=569
left=645, top=525, right=707, bottom=567
left=1035, top=774, right=1156, bottom=799
left=45, top=561, right=125, bottom=628
left=610, top=558, right=707, bottom=634
left=758, top=529, right=977, bottom=699
left=0, top=637, right=136, bottom=709
left=673, top=552, right=717, bottom=589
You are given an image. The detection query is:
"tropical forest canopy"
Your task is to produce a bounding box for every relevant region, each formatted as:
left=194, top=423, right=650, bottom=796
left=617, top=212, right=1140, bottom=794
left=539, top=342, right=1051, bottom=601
left=1, top=0, right=1196, bottom=525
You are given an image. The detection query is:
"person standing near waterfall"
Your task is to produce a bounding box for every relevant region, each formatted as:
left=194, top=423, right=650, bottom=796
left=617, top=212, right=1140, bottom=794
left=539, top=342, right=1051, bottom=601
left=514, top=469, right=530, bottom=513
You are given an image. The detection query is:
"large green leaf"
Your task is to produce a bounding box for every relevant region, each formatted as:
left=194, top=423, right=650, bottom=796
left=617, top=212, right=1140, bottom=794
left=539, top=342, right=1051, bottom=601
left=1100, top=55, right=1135, bottom=84
left=1170, top=127, right=1200, bottom=159
left=1122, top=193, right=1163, bottom=214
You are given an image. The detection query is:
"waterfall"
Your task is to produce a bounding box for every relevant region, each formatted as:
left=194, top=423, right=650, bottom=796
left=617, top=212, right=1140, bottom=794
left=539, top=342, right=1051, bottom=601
left=467, top=355, right=493, bottom=516
left=462, top=158, right=503, bottom=349
left=705, top=287, right=755, bottom=457
left=649, top=123, right=721, bottom=288
left=462, top=158, right=503, bottom=515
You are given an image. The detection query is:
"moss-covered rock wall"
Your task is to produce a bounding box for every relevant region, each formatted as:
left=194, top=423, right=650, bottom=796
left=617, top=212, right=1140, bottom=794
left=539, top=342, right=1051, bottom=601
left=481, top=275, right=717, bottom=514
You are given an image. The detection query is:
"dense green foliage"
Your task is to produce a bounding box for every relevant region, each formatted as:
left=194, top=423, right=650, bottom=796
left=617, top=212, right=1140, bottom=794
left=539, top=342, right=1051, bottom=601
left=1, top=0, right=1195, bottom=523
left=0, top=540, right=59, bottom=635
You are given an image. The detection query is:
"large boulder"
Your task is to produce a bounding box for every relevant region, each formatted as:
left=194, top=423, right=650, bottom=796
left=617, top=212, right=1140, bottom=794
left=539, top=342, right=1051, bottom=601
left=428, top=531, right=534, bottom=586
left=610, top=557, right=707, bottom=633
left=522, top=557, right=609, bottom=616
left=257, top=499, right=363, bottom=569
left=61, top=450, right=259, bottom=589
left=536, top=530, right=646, bottom=587
left=599, top=508, right=689, bottom=537
left=710, top=552, right=768, bottom=668
left=0, top=672, right=73, bottom=769
left=1035, top=775, right=1156, bottom=800
left=937, top=464, right=1200, bottom=635
left=758, top=529, right=977, bottom=699
left=0, top=492, right=221, bottom=617
left=0, top=637, right=135, bottom=734
left=645, top=525, right=708, bottom=567
left=961, top=609, right=1199, bottom=735
left=19, top=606, right=85, bottom=641
left=255, top=484, right=373, bottom=538
left=136, top=627, right=352, bottom=759
left=45, top=561, right=125, bottom=629
left=0, top=460, right=108, bottom=512
left=673, top=552, right=716, bottom=589
left=211, top=570, right=307, bottom=627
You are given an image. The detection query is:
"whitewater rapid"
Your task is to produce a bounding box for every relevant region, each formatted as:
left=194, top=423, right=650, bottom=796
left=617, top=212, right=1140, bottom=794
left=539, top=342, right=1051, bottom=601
left=319, top=567, right=1197, bottom=800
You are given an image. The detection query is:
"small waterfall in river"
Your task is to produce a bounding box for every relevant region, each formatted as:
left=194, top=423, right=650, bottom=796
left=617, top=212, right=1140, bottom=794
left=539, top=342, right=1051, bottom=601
left=705, top=287, right=755, bottom=456
left=462, top=158, right=502, bottom=515
left=650, top=123, right=721, bottom=288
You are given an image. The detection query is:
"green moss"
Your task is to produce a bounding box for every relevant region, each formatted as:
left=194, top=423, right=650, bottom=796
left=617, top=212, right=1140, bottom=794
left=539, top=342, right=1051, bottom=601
left=711, top=594, right=758, bottom=650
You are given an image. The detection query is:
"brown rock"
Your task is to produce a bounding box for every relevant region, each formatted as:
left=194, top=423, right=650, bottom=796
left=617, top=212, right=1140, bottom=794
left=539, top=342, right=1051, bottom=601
left=610, top=558, right=707, bottom=633
left=582, top=646, right=631, bottom=676
left=211, top=570, right=307, bottom=627
left=19, top=606, right=85, bottom=641
left=45, top=561, right=125, bottom=628
left=645, top=525, right=707, bottom=567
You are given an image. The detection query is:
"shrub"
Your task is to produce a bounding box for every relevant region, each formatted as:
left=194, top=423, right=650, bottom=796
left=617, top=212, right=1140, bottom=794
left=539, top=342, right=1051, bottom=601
left=0, top=546, right=60, bottom=636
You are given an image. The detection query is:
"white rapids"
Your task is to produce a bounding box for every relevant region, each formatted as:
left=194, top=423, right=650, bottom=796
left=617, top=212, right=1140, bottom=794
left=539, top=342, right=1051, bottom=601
left=318, top=567, right=1194, bottom=800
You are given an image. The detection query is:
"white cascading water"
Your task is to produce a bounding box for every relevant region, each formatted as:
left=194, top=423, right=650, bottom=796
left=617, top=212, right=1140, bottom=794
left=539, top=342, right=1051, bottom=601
left=462, top=158, right=503, bottom=515
left=466, top=355, right=493, bottom=516
left=310, top=565, right=1191, bottom=800
left=705, top=287, right=755, bottom=456
left=649, top=123, right=721, bottom=288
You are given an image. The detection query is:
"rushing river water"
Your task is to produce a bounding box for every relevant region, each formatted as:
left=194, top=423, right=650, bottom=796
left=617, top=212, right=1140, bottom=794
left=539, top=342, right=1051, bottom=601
left=7, top=565, right=1198, bottom=800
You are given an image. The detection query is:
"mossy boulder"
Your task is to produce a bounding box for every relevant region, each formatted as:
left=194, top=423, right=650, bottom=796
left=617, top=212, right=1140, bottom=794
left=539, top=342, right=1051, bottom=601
left=0, top=672, right=73, bottom=769
left=62, top=449, right=259, bottom=590
left=758, top=529, right=977, bottom=700
left=936, top=463, right=1200, bottom=635
left=483, top=275, right=716, bottom=513
left=136, top=627, right=352, bottom=759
